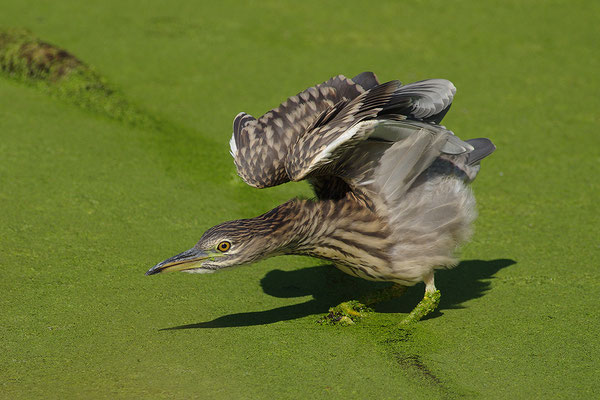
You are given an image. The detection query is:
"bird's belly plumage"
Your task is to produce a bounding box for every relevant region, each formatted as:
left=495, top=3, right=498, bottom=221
left=303, top=170, right=477, bottom=286
left=308, top=247, right=393, bottom=282
left=386, top=173, right=476, bottom=285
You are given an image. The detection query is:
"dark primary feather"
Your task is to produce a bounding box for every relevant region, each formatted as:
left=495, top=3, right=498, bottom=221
left=232, top=112, right=256, bottom=136
left=389, top=79, right=456, bottom=122
left=350, top=71, right=380, bottom=91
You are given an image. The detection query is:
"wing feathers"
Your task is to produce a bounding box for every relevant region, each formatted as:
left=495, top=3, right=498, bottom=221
left=229, top=74, right=466, bottom=195
left=375, top=127, right=451, bottom=201
left=377, top=79, right=456, bottom=123
left=233, top=112, right=256, bottom=138
left=351, top=71, right=381, bottom=91
left=444, top=134, right=474, bottom=154
left=230, top=74, right=371, bottom=187
left=286, top=81, right=403, bottom=180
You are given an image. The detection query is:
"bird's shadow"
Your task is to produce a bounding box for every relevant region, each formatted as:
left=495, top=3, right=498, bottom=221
left=161, top=258, right=516, bottom=330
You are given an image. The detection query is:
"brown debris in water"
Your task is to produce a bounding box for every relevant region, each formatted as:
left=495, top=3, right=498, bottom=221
left=0, top=28, right=154, bottom=126
left=0, top=29, right=85, bottom=81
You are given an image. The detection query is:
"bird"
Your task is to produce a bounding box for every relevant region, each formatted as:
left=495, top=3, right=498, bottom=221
left=145, top=71, right=495, bottom=325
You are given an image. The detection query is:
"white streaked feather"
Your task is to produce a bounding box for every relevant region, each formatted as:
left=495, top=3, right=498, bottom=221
left=229, top=133, right=238, bottom=157
left=318, top=120, right=376, bottom=159
left=290, top=120, right=378, bottom=180
left=318, top=124, right=363, bottom=160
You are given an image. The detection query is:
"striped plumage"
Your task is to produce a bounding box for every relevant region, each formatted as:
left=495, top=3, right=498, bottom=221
left=147, top=71, right=495, bottom=323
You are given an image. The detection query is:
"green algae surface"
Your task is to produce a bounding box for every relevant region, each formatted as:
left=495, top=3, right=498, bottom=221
left=1, top=1, right=599, bottom=398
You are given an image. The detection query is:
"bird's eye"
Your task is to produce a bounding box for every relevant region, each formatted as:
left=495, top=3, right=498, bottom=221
left=217, top=241, right=231, bottom=252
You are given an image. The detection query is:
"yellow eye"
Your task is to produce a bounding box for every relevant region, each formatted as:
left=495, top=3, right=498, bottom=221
left=217, top=241, right=231, bottom=252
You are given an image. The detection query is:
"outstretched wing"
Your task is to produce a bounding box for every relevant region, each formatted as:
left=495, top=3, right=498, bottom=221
left=230, top=73, right=379, bottom=188
left=285, top=79, right=458, bottom=181
left=229, top=73, right=463, bottom=212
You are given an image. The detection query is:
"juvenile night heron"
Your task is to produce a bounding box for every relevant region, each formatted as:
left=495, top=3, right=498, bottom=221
left=146, top=72, right=495, bottom=325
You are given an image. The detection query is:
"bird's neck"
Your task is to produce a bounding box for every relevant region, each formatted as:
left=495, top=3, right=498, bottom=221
left=248, top=199, right=325, bottom=255
left=254, top=198, right=389, bottom=260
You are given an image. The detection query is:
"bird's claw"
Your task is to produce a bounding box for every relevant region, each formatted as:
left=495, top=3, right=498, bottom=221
left=318, top=300, right=373, bottom=326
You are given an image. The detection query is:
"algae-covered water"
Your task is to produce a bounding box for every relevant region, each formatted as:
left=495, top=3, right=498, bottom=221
left=1, top=1, right=599, bottom=398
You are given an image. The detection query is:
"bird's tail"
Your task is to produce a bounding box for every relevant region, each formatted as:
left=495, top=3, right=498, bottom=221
left=465, top=138, right=496, bottom=165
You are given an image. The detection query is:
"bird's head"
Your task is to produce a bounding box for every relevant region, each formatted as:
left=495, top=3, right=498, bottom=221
left=145, top=218, right=283, bottom=276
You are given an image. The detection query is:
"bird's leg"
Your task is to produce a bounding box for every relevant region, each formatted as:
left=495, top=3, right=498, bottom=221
left=399, top=272, right=441, bottom=326
left=319, top=284, right=407, bottom=326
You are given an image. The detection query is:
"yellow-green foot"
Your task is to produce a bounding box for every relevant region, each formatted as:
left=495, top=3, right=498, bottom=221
left=318, top=300, right=373, bottom=326
left=400, top=290, right=441, bottom=326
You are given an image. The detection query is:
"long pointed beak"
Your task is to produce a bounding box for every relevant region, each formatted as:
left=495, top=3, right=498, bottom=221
left=145, top=248, right=211, bottom=275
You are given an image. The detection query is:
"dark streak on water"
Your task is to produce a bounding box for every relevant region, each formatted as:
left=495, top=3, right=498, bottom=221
left=394, top=352, right=445, bottom=387
left=380, top=330, right=453, bottom=396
